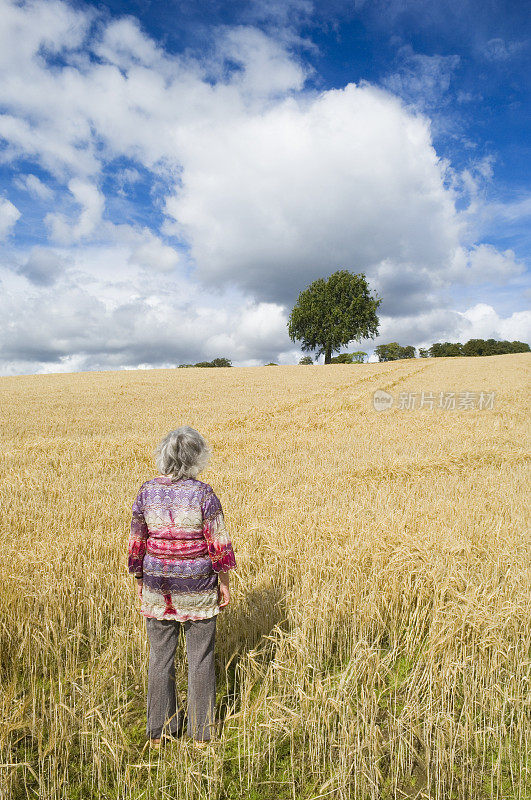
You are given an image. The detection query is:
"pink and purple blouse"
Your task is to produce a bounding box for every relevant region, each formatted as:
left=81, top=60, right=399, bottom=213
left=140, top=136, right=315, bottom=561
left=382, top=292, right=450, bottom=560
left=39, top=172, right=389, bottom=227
left=127, top=476, right=237, bottom=621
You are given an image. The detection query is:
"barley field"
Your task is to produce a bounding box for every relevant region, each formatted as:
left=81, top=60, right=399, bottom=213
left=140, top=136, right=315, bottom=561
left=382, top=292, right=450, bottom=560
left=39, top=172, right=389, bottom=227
left=0, top=353, right=529, bottom=800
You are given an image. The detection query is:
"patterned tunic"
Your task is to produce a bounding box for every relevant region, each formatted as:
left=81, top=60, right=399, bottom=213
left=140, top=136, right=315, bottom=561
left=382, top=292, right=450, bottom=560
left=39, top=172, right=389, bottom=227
left=127, top=476, right=237, bottom=621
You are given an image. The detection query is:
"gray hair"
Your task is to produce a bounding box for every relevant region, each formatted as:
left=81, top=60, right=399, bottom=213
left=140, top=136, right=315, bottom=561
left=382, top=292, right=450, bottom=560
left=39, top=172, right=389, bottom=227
left=154, top=426, right=211, bottom=481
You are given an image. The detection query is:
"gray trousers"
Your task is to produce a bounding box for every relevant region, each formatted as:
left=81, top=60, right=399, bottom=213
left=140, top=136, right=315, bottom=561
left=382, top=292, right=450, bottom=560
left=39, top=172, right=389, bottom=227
left=145, top=615, right=217, bottom=741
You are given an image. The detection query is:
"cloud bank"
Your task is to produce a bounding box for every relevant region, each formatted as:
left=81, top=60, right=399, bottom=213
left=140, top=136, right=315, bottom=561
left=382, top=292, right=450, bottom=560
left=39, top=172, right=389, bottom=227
left=0, top=0, right=528, bottom=375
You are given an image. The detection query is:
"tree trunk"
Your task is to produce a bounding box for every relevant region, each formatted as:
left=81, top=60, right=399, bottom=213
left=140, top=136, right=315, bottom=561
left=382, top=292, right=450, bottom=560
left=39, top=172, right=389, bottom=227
left=324, top=345, right=332, bottom=364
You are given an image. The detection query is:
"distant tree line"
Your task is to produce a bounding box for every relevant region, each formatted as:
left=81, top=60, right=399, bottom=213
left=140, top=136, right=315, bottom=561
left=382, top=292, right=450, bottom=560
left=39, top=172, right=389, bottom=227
left=422, top=339, right=529, bottom=358
left=175, top=340, right=528, bottom=369
left=299, top=338, right=529, bottom=364
left=178, top=357, right=232, bottom=368
left=377, top=338, right=529, bottom=361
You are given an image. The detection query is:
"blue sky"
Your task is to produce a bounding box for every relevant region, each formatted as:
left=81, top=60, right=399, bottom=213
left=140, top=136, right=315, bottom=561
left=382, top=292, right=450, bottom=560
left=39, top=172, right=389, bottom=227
left=0, top=0, right=529, bottom=374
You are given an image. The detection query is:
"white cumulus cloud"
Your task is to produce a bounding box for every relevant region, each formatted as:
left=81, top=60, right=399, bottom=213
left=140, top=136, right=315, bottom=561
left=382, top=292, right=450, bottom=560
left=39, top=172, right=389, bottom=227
left=449, top=244, right=525, bottom=286
left=45, top=179, right=105, bottom=243
left=456, top=303, right=531, bottom=342
left=14, top=173, right=54, bottom=200
left=0, top=198, right=21, bottom=239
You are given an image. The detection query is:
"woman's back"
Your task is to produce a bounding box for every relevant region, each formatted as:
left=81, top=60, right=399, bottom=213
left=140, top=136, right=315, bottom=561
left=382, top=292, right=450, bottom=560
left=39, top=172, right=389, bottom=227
left=141, top=476, right=211, bottom=560
left=128, top=475, right=236, bottom=621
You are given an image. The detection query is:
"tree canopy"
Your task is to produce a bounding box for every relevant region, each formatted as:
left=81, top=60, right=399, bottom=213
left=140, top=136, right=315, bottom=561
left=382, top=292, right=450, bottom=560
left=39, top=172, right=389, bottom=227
left=178, top=357, right=232, bottom=368
left=330, top=350, right=367, bottom=363
left=375, top=343, right=415, bottom=361
left=428, top=339, right=529, bottom=357
left=287, top=270, right=381, bottom=364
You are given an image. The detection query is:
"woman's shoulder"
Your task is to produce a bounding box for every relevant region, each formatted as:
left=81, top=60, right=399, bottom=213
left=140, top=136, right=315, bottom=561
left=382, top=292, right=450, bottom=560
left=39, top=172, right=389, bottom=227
left=193, top=479, right=221, bottom=501
left=193, top=478, right=214, bottom=493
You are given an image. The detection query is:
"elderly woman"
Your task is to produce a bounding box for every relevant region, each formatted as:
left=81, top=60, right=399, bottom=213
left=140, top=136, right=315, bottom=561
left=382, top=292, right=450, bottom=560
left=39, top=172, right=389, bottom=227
left=127, top=426, right=237, bottom=750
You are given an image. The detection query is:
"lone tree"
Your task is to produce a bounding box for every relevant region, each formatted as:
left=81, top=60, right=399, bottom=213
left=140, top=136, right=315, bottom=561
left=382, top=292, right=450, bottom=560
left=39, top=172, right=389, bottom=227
left=288, top=270, right=381, bottom=364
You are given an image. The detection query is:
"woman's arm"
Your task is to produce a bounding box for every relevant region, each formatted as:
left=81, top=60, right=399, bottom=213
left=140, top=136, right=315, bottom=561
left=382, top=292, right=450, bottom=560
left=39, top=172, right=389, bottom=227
left=218, top=569, right=231, bottom=609
left=128, top=484, right=149, bottom=579
left=200, top=485, right=237, bottom=573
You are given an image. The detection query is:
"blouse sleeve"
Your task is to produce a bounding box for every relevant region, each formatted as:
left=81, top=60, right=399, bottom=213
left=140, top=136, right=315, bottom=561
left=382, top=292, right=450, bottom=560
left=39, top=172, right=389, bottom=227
left=128, top=484, right=149, bottom=577
left=201, top=485, right=237, bottom=573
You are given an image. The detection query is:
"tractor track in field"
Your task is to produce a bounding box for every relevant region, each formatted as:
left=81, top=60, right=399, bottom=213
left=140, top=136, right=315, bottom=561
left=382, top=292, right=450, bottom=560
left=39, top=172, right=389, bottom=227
left=216, top=360, right=437, bottom=431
